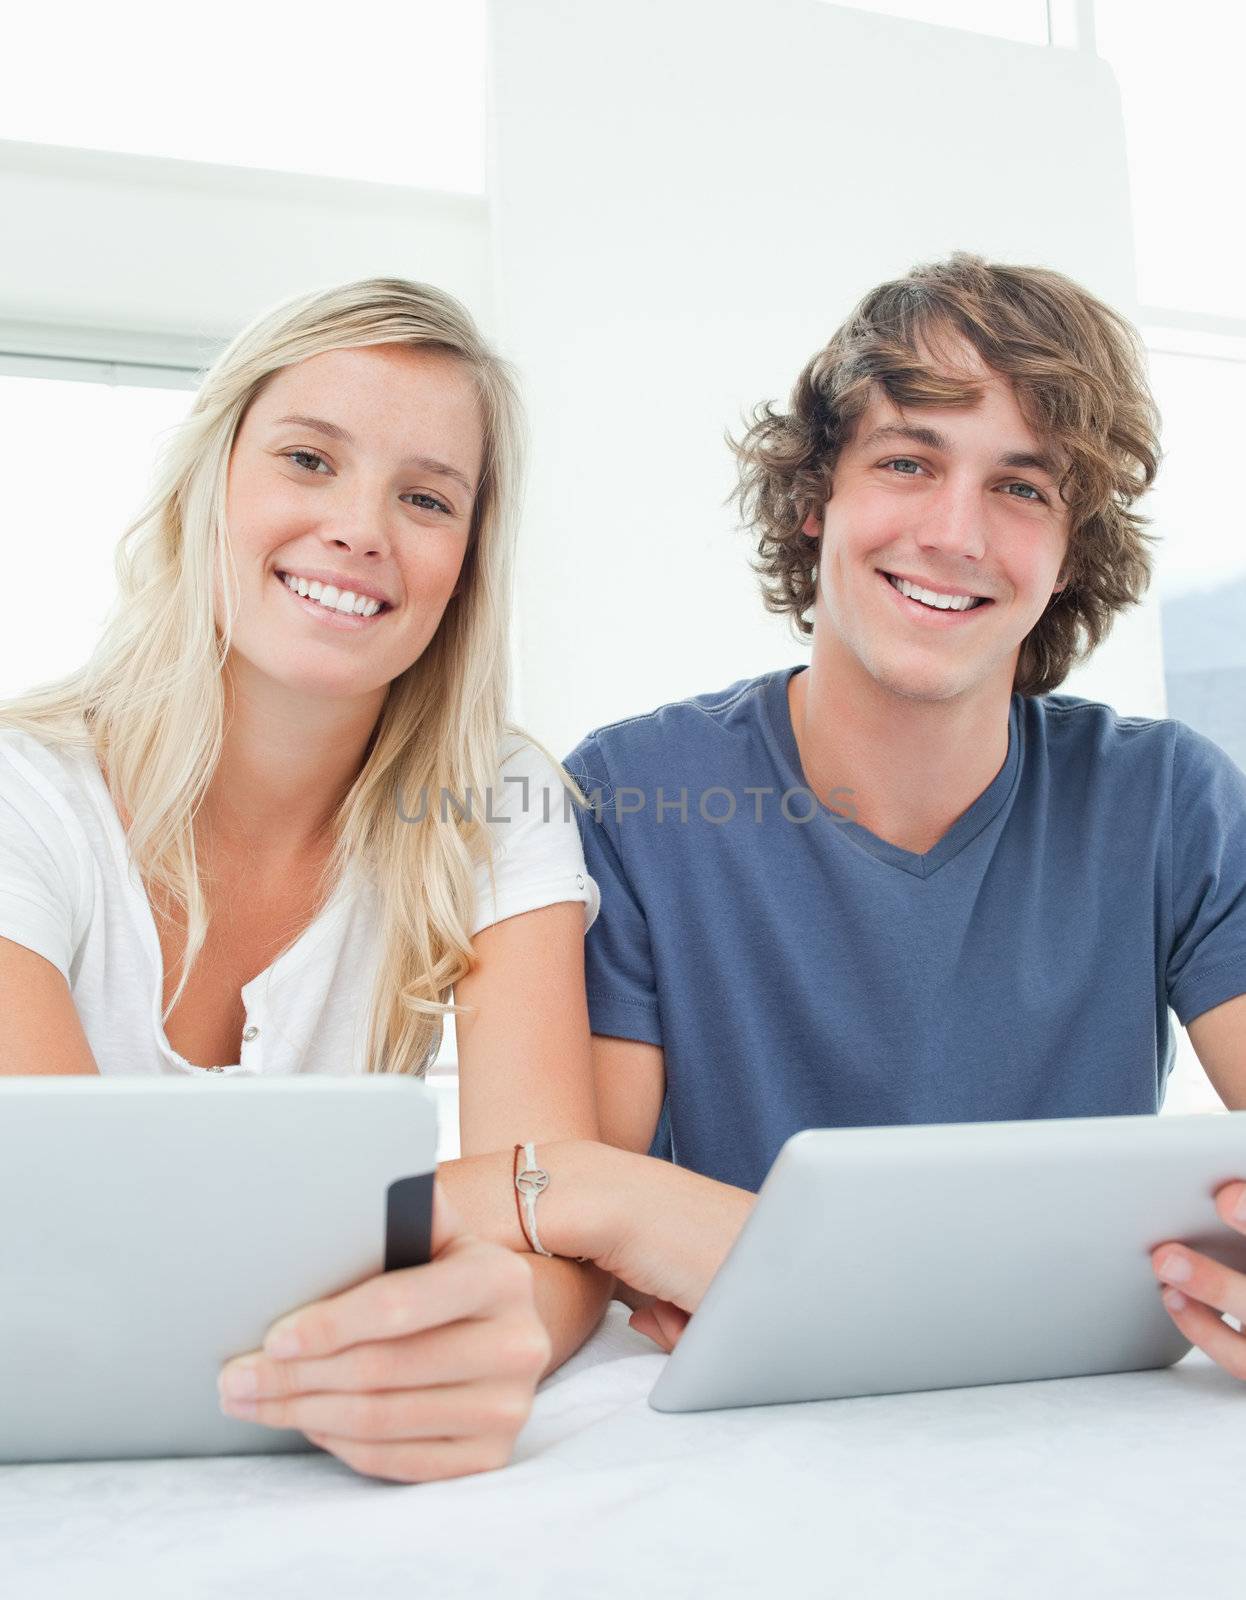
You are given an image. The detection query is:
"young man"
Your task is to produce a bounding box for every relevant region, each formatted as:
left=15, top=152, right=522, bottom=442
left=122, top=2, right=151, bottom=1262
left=565, top=252, right=1246, bottom=1375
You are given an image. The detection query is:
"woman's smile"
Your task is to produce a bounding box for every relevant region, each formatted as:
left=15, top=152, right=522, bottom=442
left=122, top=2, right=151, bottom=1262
left=273, top=570, right=393, bottom=633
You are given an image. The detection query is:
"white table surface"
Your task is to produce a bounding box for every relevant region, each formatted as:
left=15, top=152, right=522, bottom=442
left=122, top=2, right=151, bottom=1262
left=3, top=1303, right=1242, bottom=1599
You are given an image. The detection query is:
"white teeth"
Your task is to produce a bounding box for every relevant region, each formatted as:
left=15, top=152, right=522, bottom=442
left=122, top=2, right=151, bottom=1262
left=281, top=573, right=383, bottom=618
left=887, top=574, right=982, bottom=612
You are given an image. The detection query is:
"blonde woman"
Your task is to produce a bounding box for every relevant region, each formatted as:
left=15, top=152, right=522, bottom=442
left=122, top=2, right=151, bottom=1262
left=0, top=278, right=614, bottom=1482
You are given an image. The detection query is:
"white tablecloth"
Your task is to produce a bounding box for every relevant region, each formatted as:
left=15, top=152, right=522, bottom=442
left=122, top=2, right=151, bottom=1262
left=3, top=1304, right=1242, bottom=1599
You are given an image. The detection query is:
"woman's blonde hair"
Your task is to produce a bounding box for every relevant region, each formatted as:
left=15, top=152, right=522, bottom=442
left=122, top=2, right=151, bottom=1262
left=733, top=251, right=1163, bottom=695
left=0, top=277, right=527, bottom=1075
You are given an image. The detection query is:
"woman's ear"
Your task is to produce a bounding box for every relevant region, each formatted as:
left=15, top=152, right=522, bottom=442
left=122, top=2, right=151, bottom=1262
left=801, top=506, right=824, bottom=541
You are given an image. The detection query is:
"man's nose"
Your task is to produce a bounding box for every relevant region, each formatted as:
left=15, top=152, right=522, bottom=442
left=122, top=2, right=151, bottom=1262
left=913, top=477, right=989, bottom=563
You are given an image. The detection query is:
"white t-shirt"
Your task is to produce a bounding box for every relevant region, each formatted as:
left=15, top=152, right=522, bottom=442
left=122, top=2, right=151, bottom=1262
left=0, top=728, right=599, bottom=1078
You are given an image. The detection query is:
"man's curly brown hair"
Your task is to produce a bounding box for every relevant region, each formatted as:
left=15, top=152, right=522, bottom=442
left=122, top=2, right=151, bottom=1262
left=732, top=251, right=1163, bottom=696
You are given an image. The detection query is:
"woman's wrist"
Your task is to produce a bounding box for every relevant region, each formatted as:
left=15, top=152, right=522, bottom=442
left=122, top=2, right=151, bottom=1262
left=529, top=1138, right=632, bottom=1267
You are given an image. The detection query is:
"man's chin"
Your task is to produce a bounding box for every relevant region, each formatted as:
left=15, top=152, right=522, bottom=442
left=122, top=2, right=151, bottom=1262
left=865, top=654, right=989, bottom=706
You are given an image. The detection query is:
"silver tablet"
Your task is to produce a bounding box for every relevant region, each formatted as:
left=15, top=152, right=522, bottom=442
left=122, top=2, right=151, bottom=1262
left=0, top=1076, right=437, bottom=1462
left=650, top=1112, right=1246, bottom=1413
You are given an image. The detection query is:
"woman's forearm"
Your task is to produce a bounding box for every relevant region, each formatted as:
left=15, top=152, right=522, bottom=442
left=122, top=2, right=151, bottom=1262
left=435, top=1149, right=616, bottom=1375
left=438, top=1141, right=755, bottom=1325
left=526, top=1255, right=614, bottom=1375
left=435, top=1143, right=629, bottom=1256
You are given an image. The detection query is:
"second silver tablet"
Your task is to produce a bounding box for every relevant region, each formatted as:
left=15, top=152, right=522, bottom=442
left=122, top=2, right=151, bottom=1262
left=650, top=1112, right=1246, bottom=1412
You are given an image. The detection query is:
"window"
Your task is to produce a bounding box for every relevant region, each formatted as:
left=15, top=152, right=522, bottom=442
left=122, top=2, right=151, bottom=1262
left=1144, top=341, right=1246, bottom=775
left=3, top=1, right=486, bottom=194
left=0, top=372, right=193, bottom=699
left=1096, top=1, right=1246, bottom=321
left=831, top=0, right=1049, bottom=42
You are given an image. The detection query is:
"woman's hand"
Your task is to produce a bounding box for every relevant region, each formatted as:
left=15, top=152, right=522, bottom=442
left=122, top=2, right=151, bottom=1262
left=544, top=1143, right=755, bottom=1345
left=217, top=1181, right=550, bottom=1483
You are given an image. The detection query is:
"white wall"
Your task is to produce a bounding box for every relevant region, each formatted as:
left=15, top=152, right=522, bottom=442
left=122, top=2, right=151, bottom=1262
left=488, top=0, right=1165, bottom=759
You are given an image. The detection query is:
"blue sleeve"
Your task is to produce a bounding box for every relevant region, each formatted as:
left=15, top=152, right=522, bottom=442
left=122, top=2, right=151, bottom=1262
left=564, top=733, right=663, bottom=1048
left=1166, top=722, right=1246, bottom=1026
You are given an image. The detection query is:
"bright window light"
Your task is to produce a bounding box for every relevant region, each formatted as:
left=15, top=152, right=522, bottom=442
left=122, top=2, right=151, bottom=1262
left=828, top=0, right=1048, bottom=43
left=1145, top=346, right=1246, bottom=773
left=0, top=374, right=193, bottom=701
left=1097, top=1, right=1246, bottom=319
left=3, top=1, right=486, bottom=194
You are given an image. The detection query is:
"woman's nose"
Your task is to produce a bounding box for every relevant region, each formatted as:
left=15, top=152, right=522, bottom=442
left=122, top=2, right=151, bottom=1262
left=319, top=489, right=394, bottom=559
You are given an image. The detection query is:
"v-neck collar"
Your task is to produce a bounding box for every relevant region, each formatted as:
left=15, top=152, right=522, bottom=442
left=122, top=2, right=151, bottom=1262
left=760, top=665, right=1022, bottom=880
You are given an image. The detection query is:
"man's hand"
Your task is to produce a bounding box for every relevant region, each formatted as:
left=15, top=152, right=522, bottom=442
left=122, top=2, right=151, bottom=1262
left=1151, top=1179, right=1246, bottom=1379
left=217, top=1182, right=551, bottom=1483
left=626, top=1297, right=692, bottom=1352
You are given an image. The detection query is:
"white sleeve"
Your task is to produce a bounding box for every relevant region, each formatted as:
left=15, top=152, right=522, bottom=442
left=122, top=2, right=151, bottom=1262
left=0, top=740, right=88, bottom=979
left=470, top=739, right=601, bottom=937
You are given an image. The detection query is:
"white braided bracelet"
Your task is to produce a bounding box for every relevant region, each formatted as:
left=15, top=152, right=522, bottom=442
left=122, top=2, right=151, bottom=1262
left=513, top=1142, right=554, bottom=1257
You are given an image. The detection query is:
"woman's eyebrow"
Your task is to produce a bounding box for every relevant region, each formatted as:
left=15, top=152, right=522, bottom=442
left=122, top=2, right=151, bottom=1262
left=857, top=423, right=1059, bottom=478
left=271, top=414, right=476, bottom=493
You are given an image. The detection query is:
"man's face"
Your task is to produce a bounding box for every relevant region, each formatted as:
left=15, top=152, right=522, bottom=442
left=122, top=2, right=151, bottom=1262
left=804, top=354, right=1070, bottom=706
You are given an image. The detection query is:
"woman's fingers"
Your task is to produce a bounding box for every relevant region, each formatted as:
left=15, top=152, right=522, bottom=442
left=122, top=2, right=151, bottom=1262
left=262, top=1237, right=534, bottom=1360
left=304, top=1431, right=515, bottom=1484
left=231, top=1379, right=534, bottom=1443
left=428, top=1177, right=468, bottom=1256
left=221, top=1311, right=551, bottom=1403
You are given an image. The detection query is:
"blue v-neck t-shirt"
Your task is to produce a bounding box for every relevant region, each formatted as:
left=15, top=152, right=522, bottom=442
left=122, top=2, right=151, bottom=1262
left=564, top=666, right=1246, bottom=1192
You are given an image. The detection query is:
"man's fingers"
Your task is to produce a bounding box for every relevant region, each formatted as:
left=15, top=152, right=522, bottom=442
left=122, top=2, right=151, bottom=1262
left=628, top=1304, right=675, bottom=1351
left=651, top=1299, right=692, bottom=1348
left=1159, top=1286, right=1246, bottom=1381
left=1214, top=1180, right=1246, bottom=1235
left=263, top=1240, right=533, bottom=1360
left=222, top=1313, right=550, bottom=1402
left=1151, top=1243, right=1246, bottom=1325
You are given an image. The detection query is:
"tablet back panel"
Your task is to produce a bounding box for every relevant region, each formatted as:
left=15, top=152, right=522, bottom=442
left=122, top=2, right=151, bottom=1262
left=650, top=1113, right=1246, bottom=1412
left=0, top=1077, right=437, bottom=1461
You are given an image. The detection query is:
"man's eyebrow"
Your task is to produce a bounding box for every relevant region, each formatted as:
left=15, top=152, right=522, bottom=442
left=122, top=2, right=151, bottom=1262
left=271, top=414, right=476, bottom=494
left=856, top=424, right=1060, bottom=479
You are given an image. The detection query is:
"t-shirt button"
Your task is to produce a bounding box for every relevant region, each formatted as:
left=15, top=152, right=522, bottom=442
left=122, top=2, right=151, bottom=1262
left=242, top=1024, right=260, bottom=1042
left=575, top=874, right=585, bottom=890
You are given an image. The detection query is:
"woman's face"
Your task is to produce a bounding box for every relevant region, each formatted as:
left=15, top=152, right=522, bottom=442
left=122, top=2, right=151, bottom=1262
left=222, top=343, right=485, bottom=707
